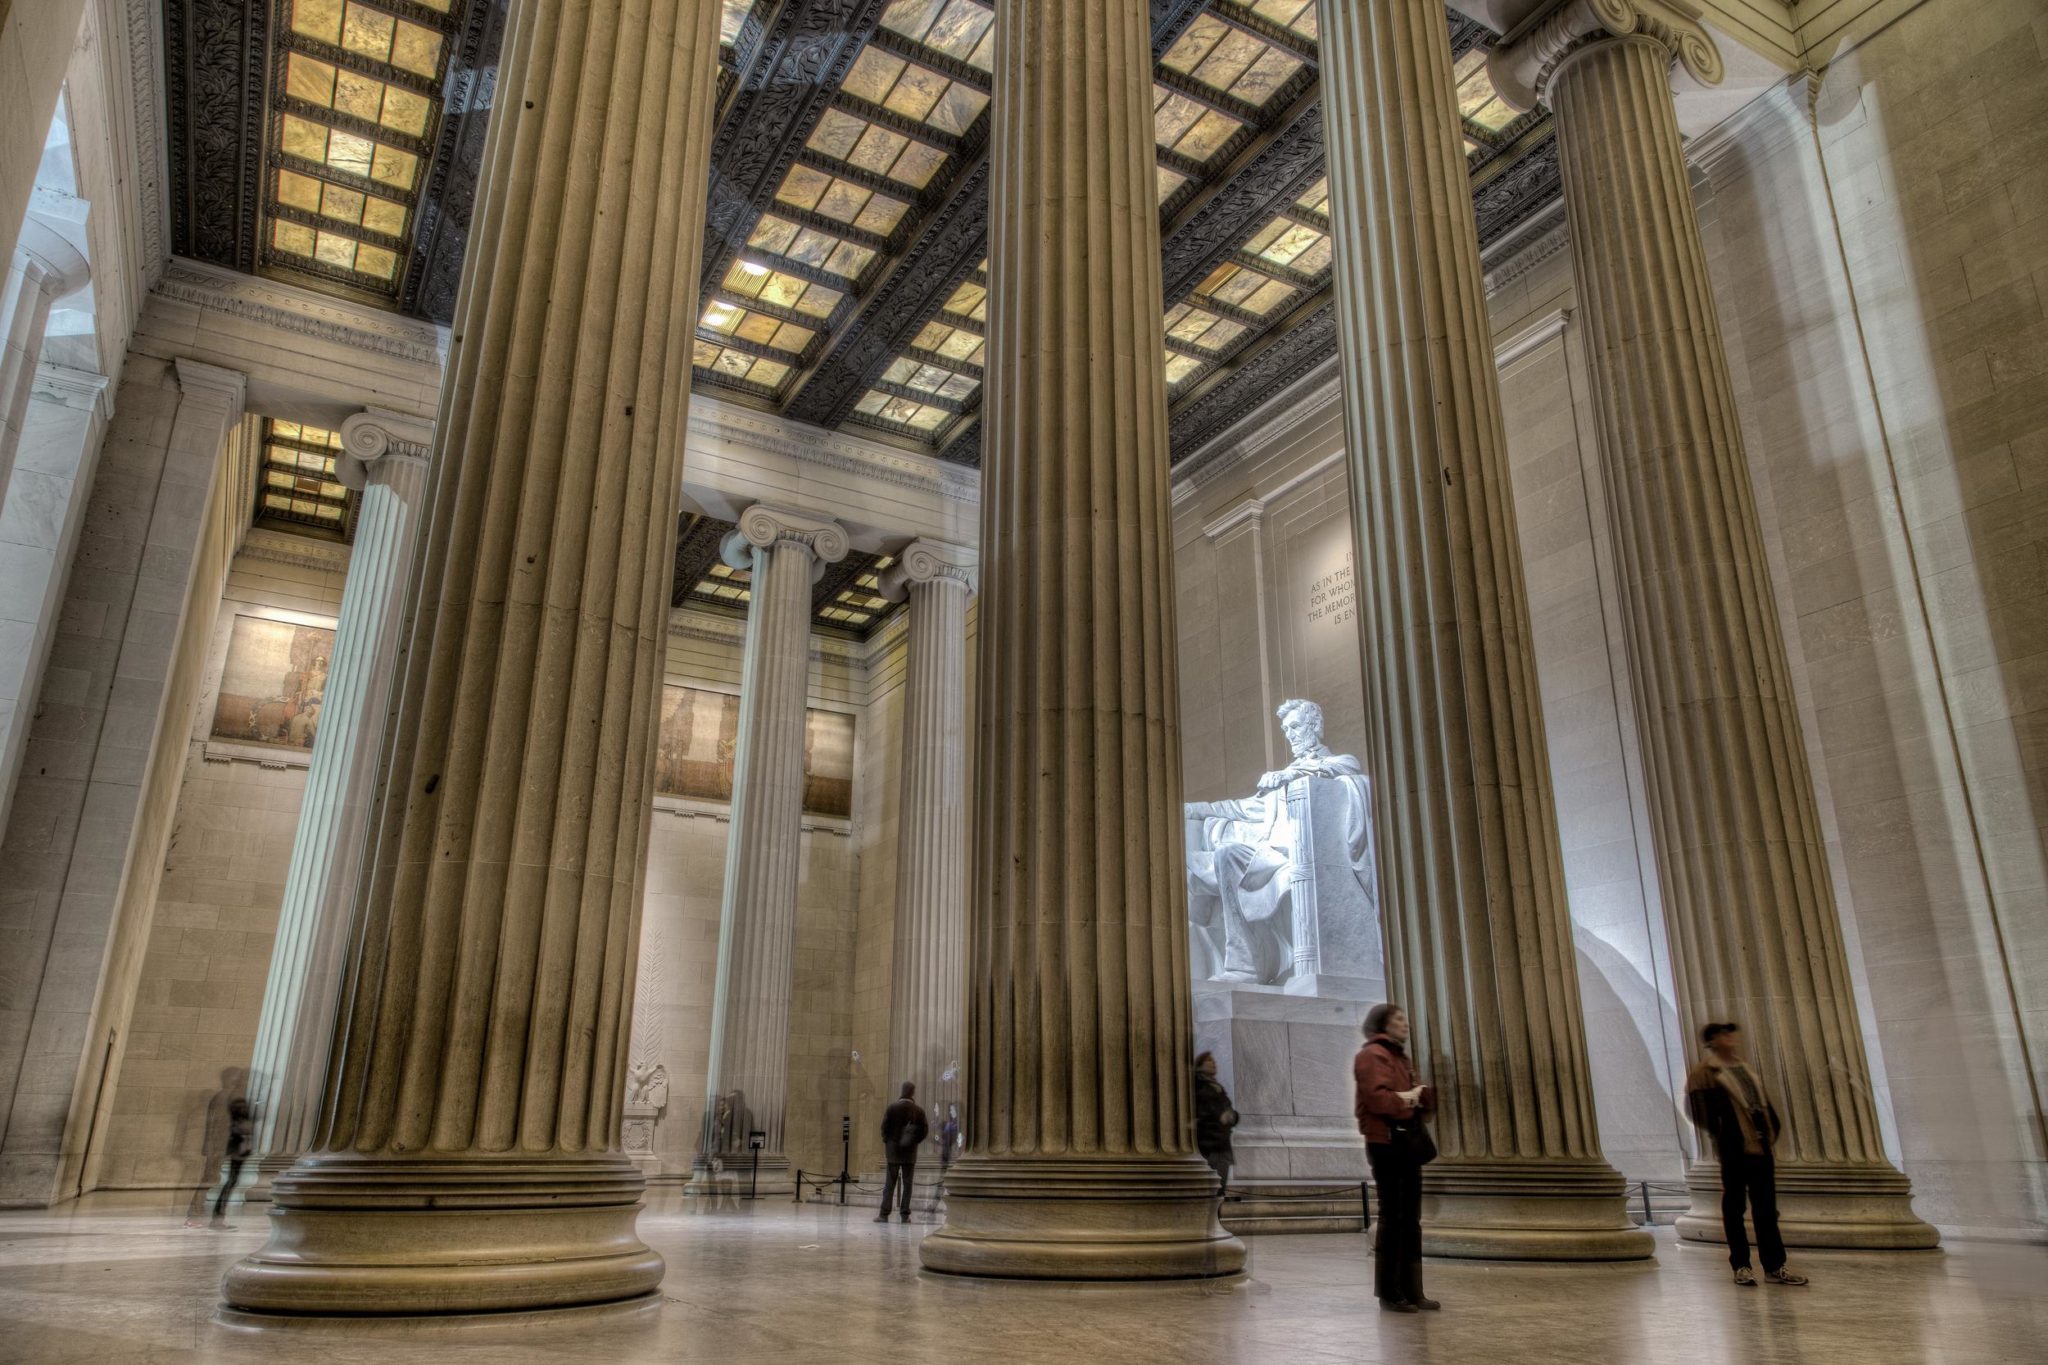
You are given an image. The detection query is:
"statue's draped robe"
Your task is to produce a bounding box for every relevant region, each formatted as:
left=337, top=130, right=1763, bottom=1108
left=1188, top=751, right=1373, bottom=982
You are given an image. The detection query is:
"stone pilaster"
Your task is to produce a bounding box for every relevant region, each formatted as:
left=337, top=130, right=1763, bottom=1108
left=878, top=541, right=973, bottom=1114
left=1492, top=0, right=1936, bottom=1249
left=222, top=0, right=723, bottom=1314
left=241, top=409, right=431, bottom=1202
left=1319, top=0, right=1649, bottom=1259
left=694, top=503, right=846, bottom=1193
left=918, top=0, right=1243, bottom=1281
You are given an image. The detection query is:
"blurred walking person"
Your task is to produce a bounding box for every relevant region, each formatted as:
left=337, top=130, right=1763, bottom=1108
left=1686, top=1021, right=1809, bottom=1287
left=875, top=1081, right=928, bottom=1224
left=1193, top=1051, right=1238, bottom=1207
left=183, top=1068, right=253, bottom=1229
left=1355, top=1004, right=1438, bottom=1312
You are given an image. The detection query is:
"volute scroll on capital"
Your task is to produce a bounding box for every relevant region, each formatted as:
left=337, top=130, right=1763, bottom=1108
left=879, top=539, right=976, bottom=602
left=721, top=504, right=850, bottom=578
left=336, top=407, right=434, bottom=490
left=1488, top=0, right=1723, bottom=113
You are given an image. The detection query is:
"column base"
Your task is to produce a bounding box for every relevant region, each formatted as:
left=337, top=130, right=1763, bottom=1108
left=221, top=1154, right=664, bottom=1315
left=919, top=1155, right=1245, bottom=1280
left=1420, top=1157, right=1655, bottom=1260
left=239, top=1153, right=295, bottom=1205
left=1676, top=1159, right=1940, bottom=1250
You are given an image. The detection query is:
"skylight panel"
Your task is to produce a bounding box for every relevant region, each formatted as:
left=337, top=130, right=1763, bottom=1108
left=723, top=259, right=844, bottom=320
left=775, top=164, right=909, bottom=237
left=881, top=357, right=978, bottom=403
left=1154, top=88, right=1245, bottom=166
left=1165, top=351, right=1204, bottom=388
left=284, top=52, right=431, bottom=138
left=808, top=109, right=948, bottom=191
left=280, top=113, right=421, bottom=192
left=258, top=419, right=352, bottom=529
left=883, top=0, right=994, bottom=71
left=291, top=0, right=445, bottom=77
left=693, top=338, right=792, bottom=392
left=853, top=390, right=953, bottom=433
left=1195, top=260, right=1296, bottom=317
left=700, top=297, right=815, bottom=355
left=1244, top=214, right=1332, bottom=277
left=840, top=48, right=989, bottom=135
left=1296, top=178, right=1330, bottom=218
left=720, top=0, right=758, bottom=46
left=1164, top=303, right=1246, bottom=354
left=912, top=319, right=984, bottom=366
left=1162, top=15, right=1302, bottom=111
left=1249, top=0, right=1318, bottom=39
left=745, top=215, right=876, bottom=279
left=1454, top=48, right=1518, bottom=133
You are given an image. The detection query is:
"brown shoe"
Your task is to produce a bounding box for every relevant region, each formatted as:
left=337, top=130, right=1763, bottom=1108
left=1766, top=1268, right=1809, bottom=1286
left=1733, top=1267, right=1757, bottom=1287
left=1380, top=1299, right=1419, bottom=1313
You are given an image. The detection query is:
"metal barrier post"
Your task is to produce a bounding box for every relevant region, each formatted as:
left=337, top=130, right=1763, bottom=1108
left=1640, top=1180, right=1651, bottom=1227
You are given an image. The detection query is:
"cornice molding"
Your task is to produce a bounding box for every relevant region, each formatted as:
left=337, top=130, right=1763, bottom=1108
left=1481, top=201, right=1571, bottom=294
left=1172, top=355, right=1341, bottom=498
left=686, top=395, right=981, bottom=505
left=154, top=258, right=449, bottom=366
left=126, top=0, right=168, bottom=285
left=665, top=605, right=891, bottom=672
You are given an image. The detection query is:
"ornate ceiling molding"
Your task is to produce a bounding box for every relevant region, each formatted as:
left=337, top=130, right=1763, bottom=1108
left=402, top=0, right=508, bottom=320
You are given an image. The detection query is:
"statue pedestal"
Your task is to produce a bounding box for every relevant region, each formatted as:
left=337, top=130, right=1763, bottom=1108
left=621, top=1104, right=661, bottom=1177
left=1194, top=983, right=1380, bottom=1233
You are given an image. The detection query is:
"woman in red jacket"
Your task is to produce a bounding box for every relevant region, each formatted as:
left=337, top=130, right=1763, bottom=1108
left=1354, top=1003, right=1437, bottom=1312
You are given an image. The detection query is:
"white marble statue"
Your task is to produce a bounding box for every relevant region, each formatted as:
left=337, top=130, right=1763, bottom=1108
left=1185, top=699, right=1378, bottom=990
left=626, top=1061, right=669, bottom=1110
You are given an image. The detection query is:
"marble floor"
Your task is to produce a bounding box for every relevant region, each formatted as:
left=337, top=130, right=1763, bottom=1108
left=0, top=1192, right=2039, bottom=1364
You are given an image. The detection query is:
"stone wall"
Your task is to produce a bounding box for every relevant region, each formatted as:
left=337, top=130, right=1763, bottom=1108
left=88, top=549, right=345, bottom=1197
left=1688, top=0, right=2048, bottom=1237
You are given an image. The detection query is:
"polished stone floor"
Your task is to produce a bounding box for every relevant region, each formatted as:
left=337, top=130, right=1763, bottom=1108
left=0, top=1192, right=2039, bottom=1363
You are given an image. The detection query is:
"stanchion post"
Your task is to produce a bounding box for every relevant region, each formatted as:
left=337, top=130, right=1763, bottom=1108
left=1361, top=1180, right=1371, bottom=1233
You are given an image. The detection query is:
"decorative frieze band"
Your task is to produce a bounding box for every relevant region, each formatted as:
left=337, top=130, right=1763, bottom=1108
left=155, top=259, right=448, bottom=366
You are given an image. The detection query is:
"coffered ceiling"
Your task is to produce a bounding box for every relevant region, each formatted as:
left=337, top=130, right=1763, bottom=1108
left=162, top=0, right=1562, bottom=629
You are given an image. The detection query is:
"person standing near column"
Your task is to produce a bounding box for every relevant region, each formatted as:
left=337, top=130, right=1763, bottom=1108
left=1354, top=1005, right=1438, bottom=1313
left=876, top=1083, right=928, bottom=1225
left=1687, top=1023, right=1809, bottom=1288
left=1193, top=1052, right=1238, bottom=1207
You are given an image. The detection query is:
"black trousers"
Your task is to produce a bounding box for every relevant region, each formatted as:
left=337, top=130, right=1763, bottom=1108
left=211, top=1155, right=246, bottom=1222
left=880, top=1158, right=916, bottom=1217
left=1366, top=1142, right=1424, bottom=1303
left=1720, top=1150, right=1786, bottom=1272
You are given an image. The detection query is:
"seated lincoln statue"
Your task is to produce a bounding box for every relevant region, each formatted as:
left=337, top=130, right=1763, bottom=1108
left=1185, top=699, right=1380, bottom=993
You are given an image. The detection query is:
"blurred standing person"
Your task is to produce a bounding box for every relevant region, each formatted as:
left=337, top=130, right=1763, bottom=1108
left=875, top=1081, right=928, bottom=1224
left=184, top=1068, right=252, bottom=1229
left=927, top=1101, right=963, bottom=1215
left=1686, top=1022, right=1809, bottom=1288
left=1354, top=1004, right=1438, bottom=1312
left=1193, top=1052, right=1239, bottom=1206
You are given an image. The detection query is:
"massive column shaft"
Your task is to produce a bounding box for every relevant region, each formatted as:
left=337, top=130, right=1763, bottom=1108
left=920, top=0, right=1243, bottom=1280
left=880, top=542, right=973, bottom=1111
left=1493, top=0, right=1935, bottom=1248
left=242, top=410, right=431, bottom=1200
left=224, top=0, right=723, bottom=1313
left=1319, top=0, right=1648, bottom=1258
left=696, top=504, right=845, bottom=1191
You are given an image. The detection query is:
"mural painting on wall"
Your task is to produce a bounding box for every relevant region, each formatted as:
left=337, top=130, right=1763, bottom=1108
left=654, top=685, right=855, bottom=818
left=209, top=616, right=336, bottom=751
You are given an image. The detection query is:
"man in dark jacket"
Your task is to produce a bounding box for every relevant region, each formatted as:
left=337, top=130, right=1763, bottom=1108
left=1685, top=1021, right=1808, bottom=1287
left=876, top=1081, right=929, bottom=1223
left=1193, top=1052, right=1238, bottom=1204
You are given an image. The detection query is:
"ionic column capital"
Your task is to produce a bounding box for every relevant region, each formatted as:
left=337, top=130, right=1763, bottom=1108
left=336, top=407, right=433, bottom=489
left=880, top=538, right=976, bottom=601
left=1489, top=0, right=1722, bottom=112
left=721, top=503, right=849, bottom=574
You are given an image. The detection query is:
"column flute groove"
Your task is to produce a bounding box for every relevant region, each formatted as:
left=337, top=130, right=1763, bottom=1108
left=224, top=0, right=724, bottom=1314
left=1492, top=0, right=1935, bottom=1248
left=1320, top=0, right=1648, bottom=1258
left=920, top=0, right=1242, bottom=1280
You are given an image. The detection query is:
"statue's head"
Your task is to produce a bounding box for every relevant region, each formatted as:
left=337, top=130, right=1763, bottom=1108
left=1275, top=699, right=1325, bottom=758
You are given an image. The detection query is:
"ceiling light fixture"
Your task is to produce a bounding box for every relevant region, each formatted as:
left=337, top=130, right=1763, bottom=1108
left=738, top=259, right=769, bottom=276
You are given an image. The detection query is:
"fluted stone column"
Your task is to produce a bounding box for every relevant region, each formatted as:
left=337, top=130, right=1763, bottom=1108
left=694, top=504, right=846, bottom=1194
left=1492, top=0, right=1937, bottom=1249
left=241, top=409, right=431, bottom=1202
left=878, top=541, right=973, bottom=1113
left=223, top=0, right=723, bottom=1314
left=1319, top=0, right=1649, bottom=1259
left=919, top=0, right=1243, bottom=1281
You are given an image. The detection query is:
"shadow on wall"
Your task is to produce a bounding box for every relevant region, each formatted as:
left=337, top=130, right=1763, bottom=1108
left=1573, top=929, right=1689, bottom=1185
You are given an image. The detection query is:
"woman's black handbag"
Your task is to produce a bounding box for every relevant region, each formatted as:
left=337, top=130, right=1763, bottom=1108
left=1386, top=1116, right=1438, bottom=1166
